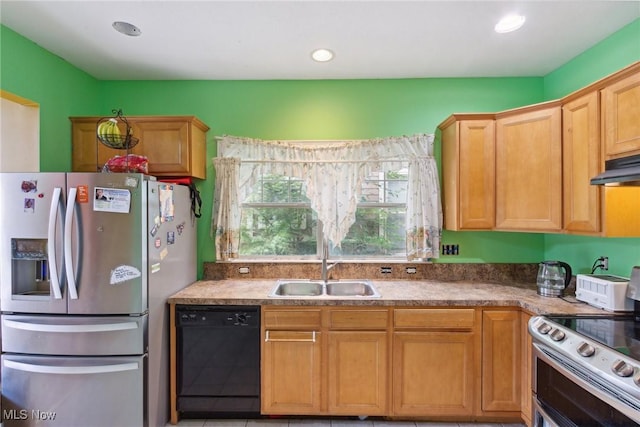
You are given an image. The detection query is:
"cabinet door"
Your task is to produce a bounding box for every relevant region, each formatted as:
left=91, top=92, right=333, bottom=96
left=393, top=331, right=476, bottom=416
left=495, top=106, right=562, bottom=231
left=327, top=331, right=388, bottom=415
left=132, top=120, right=193, bottom=177
left=71, top=119, right=117, bottom=172
left=562, top=92, right=601, bottom=234
left=602, top=70, right=640, bottom=159
left=262, top=330, right=322, bottom=415
left=521, top=311, right=533, bottom=426
left=481, top=310, right=521, bottom=413
left=441, top=119, right=495, bottom=230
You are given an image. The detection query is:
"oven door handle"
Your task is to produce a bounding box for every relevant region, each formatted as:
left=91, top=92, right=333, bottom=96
left=533, top=397, right=560, bottom=427
left=533, top=342, right=640, bottom=422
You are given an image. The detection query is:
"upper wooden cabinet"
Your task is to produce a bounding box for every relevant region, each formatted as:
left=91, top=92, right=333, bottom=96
left=438, top=61, right=640, bottom=236
left=495, top=103, right=563, bottom=232
left=440, top=115, right=496, bottom=230
left=70, top=116, right=209, bottom=179
left=602, top=69, right=640, bottom=159
left=562, top=91, right=601, bottom=234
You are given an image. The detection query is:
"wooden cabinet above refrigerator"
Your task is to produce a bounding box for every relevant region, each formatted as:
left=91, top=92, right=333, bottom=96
left=70, top=115, right=209, bottom=179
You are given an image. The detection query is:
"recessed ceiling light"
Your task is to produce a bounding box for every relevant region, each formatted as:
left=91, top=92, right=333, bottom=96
left=311, top=48, right=334, bottom=62
left=494, top=14, right=526, bottom=33
left=112, top=21, right=142, bottom=37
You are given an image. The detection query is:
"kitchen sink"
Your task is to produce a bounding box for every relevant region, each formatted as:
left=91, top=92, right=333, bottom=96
left=269, top=280, right=324, bottom=297
left=269, top=279, right=380, bottom=298
left=325, top=281, right=379, bottom=297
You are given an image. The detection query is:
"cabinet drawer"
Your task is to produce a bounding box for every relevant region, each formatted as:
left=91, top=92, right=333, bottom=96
left=263, top=309, right=322, bottom=329
left=329, top=309, right=389, bottom=329
left=394, top=308, right=476, bottom=330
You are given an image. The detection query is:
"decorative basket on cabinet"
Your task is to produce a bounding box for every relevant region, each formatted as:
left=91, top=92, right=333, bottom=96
left=96, top=109, right=139, bottom=150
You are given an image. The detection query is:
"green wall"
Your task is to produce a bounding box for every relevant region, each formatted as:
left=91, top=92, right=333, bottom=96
left=0, top=26, right=100, bottom=172
left=544, top=19, right=640, bottom=100
left=541, top=18, right=640, bottom=277
left=2, top=19, right=639, bottom=279
left=98, top=77, right=546, bottom=274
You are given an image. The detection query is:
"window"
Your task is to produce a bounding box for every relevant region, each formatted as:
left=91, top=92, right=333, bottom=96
left=212, top=134, right=440, bottom=262
left=239, top=162, right=409, bottom=259
left=240, top=174, right=318, bottom=257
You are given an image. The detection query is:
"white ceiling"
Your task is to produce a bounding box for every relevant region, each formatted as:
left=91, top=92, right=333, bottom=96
left=1, top=1, right=638, bottom=80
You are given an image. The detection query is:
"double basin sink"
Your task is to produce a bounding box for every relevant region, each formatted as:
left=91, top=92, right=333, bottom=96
left=269, top=279, right=380, bottom=298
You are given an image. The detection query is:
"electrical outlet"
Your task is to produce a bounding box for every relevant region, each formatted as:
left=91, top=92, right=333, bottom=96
left=602, top=256, right=609, bottom=271
left=441, top=244, right=460, bottom=255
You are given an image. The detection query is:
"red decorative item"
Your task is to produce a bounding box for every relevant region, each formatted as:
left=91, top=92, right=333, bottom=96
left=158, top=177, right=192, bottom=186
left=104, top=154, right=149, bottom=174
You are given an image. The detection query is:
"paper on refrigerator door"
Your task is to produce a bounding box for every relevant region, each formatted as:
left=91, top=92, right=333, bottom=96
left=93, top=188, right=131, bottom=213
left=109, top=265, right=141, bottom=285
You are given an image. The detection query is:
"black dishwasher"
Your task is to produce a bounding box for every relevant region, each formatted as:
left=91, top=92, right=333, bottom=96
left=176, top=305, right=261, bottom=417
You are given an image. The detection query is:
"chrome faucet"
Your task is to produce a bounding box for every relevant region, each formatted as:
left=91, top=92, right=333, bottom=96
left=321, top=237, right=338, bottom=283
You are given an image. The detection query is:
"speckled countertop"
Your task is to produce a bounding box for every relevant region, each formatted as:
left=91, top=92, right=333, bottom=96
left=168, top=278, right=608, bottom=315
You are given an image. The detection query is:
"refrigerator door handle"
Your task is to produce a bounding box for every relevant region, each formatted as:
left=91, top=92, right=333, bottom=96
left=4, top=359, right=140, bottom=375
left=3, top=318, right=139, bottom=333
left=64, top=186, right=79, bottom=300
left=47, top=187, right=63, bottom=299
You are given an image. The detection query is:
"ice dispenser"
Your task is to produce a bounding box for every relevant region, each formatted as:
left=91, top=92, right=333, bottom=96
left=11, top=238, right=51, bottom=297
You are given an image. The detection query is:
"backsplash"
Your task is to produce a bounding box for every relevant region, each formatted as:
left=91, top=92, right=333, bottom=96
left=203, top=262, right=540, bottom=285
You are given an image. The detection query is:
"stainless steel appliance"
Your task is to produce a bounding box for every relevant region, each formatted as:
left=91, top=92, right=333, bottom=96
left=0, top=172, right=197, bottom=427
left=537, top=260, right=572, bottom=297
left=530, top=314, right=640, bottom=426
left=175, top=305, right=261, bottom=417
left=591, top=153, right=640, bottom=186
left=529, top=266, right=640, bottom=426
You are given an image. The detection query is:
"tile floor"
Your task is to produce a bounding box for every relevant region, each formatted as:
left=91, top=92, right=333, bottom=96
left=167, top=418, right=526, bottom=427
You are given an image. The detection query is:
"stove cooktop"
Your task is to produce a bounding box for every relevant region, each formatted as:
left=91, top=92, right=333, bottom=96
left=548, top=314, right=640, bottom=361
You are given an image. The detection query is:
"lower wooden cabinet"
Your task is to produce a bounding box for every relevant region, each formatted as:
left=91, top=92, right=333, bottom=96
left=392, top=308, right=480, bottom=417
left=261, top=307, right=389, bottom=416
left=259, top=305, right=527, bottom=422
left=262, top=330, right=322, bottom=414
left=393, top=331, right=477, bottom=416
left=261, top=308, right=323, bottom=415
left=521, top=311, right=533, bottom=426
left=481, top=309, right=521, bottom=413
left=327, top=331, right=388, bottom=415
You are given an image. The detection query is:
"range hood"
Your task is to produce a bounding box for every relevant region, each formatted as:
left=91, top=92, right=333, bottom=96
left=590, top=154, right=640, bottom=186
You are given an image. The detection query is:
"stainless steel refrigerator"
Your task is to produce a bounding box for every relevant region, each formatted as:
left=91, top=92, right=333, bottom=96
left=0, top=173, right=197, bottom=427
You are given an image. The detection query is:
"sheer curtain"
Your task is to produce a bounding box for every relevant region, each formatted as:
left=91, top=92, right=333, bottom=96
left=211, top=157, right=241, bottom=260
left=211, top=134, right=442, bottom=261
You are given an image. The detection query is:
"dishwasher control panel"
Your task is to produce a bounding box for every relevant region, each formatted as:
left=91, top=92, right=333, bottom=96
left=175, top=305, right=260, bottom=327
